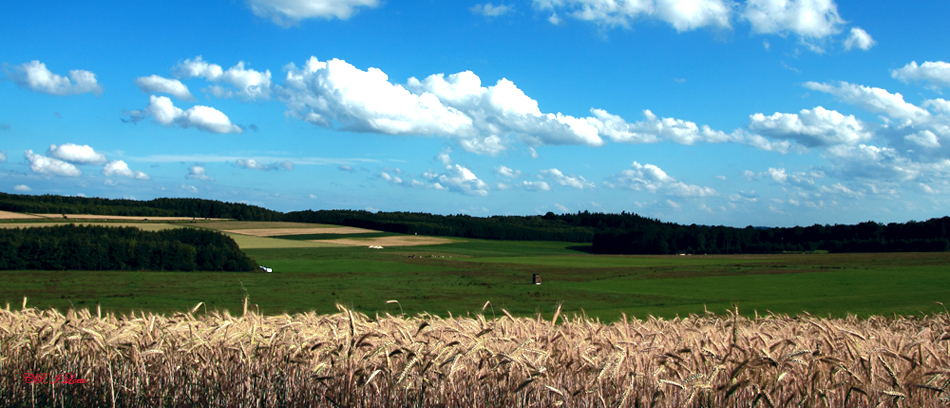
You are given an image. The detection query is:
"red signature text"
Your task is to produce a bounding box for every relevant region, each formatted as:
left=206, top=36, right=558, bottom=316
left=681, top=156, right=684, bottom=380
left=22, top=373, right=88, bottom=384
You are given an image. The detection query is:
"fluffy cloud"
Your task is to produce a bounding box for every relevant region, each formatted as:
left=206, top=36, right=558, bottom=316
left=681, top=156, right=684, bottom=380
left=532, top=0, right=732, bottom=32
left=102, top=160, right=150, bottom=180
left=471, top=3, right=512, bottom=17
left=236, top=158, right=295, bottom=171
left=823, top=144, right=920, bottom=181
left=747, top=106, right=871, bottom=147
left=278, top=58, right=604, bottom=155
left=540, top=168, right=595, bottom=189
left=421, top=152, right=490, bottom=196
left=186, top=165, right=214, bottom=181
left=844, top=27, right=875, bottom=51
left=24, top=150, right=81, bottom=177
left=589, top=108, right=742, bottom=145
left=174, top=56, right=271, bottom=101
left=0, top=150, right=6, bottom=162
left=742, top=0, right=843, bottom=38
left=750, top=167, right=821, bottom=186
left=521, top=180, right=551, bottom=191
left=3, top=61, right=103, bottom=96
left=134, top=75, right=195, bottom=101
left=47, top=143, right=107, bottom=165
left=494, top=165, right=521, bottom=178
left=182, top=184, right=198, bottom=193
left=804, top=81, right=931, bottom=124
left=891, top=61, right=950, bottom=89
left=129, top=95, right=242, bottom=134
left=246, top=0, right=380, bottom=26
left=610, top=161, right=715, bottom=197
left=14, top=185, right=30, bottom=192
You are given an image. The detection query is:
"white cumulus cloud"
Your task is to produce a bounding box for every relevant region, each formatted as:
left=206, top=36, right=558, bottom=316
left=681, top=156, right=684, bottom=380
left=804, top=81, right=932, bottom=124
left=742, top=0, right=843, bottom=38
left=521, top=180, right=551, bottom=191
left=421, top=152, right=490, bottom=195
left=246, top=0, right=381, bottom=26
left=47, top=143, right=108, bottom=165
left=494, top=165, right=522, bottom=178
left=102, top=160, right=150, bottom=180
left=533, top=0, right=732, bottom=32
left=129, top=95, right=242, bottom=134
left=278, top=57, right=604, bottom=155
left=174, top=56, right=272, bottom=101
left=0, top=150, right=6, bottom=162
left=4, top=61, right=103, bottom=96
left=844, top=27, right=875, bottom=51
left=747, top=106, right=871, bottom=147
left=540, top=168, right=595, bottom=189
left=14, top=185, right=30, bottom=192
left=186, top=165, right=214, bottom=181
left=134, top=75, right=195, bottom=101
left=24, top=150, right=81, bottom=177
left=610, top=161, right=715, bottom=197
left=891, top=61, right=950, bottom=89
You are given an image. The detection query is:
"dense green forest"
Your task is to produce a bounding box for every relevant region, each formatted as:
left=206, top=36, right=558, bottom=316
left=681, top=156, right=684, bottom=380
left=0, top=225, right=257, bottom=271
left=0, top=192, right=283, bottom=220
left=287, top=209, right=950, bottom=254
left=2, top=192, right=948, bottom=255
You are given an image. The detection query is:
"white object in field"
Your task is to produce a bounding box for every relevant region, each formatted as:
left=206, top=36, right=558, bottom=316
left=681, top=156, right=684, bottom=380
left=368, top=245, right=384, bottom=249
left=260, top=265, right=273, bottom=273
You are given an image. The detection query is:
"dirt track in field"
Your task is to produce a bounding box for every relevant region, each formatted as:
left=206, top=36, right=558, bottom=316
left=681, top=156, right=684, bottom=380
left=224, top=227, right=378, bottom=236
left=310, top=236, right=458, bottom=247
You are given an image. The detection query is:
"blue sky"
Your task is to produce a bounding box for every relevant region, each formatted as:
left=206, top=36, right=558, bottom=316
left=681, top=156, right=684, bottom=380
left=2, top=0, right=949, bottom=227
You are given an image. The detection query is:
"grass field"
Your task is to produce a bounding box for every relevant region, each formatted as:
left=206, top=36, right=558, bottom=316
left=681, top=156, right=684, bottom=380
left=2, top=218, right=949, bottom=320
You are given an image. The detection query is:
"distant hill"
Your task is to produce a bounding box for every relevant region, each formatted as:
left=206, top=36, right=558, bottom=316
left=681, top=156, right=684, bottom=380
left=3, top=192, right=948, bottom=255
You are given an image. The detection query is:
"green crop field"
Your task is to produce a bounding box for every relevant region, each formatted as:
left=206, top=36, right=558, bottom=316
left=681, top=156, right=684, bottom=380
left=1, top=220, right=949, bottom=321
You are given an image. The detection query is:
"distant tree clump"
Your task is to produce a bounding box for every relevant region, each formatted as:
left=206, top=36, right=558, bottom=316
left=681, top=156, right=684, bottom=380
left=0, top=192, right=283, bottom=220
left=0, top=225, right=258, bottom=272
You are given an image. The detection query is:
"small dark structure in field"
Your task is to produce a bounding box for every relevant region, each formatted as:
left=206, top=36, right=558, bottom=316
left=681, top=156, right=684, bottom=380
left=532, top=273, right=541, bottom=285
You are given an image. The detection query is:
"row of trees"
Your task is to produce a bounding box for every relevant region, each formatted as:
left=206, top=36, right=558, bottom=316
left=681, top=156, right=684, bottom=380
left=0, top=193, right=283, bottom=220
left=0, top=225, right=258, bottom=271
left=3, top=192, right=949, bottom=255
left=284, top=210, right=597, bottom=242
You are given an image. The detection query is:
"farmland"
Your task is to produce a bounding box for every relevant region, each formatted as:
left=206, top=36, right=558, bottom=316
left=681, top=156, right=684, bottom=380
left=3, top=215, right=950, bottom=406
left=0, top=217, right=948, bottom=320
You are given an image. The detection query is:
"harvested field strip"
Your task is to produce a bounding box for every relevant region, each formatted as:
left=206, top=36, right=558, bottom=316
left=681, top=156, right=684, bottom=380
left=273, top=232, right=398, bottom=241
left=2, top=304, right=948, bottom=407
left=193, top=221, right=343, bottom=230
left=35, top=214, right=228, bottom=221
left=313, top=235, right=459, bottom=247
left=0, top=210, right=42, bottom=219
left=224, top=226, right=379, bottom=236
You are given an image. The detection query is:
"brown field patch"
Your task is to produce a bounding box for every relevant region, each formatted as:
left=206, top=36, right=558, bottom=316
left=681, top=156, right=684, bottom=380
left=224, top=226, right=378, bottom=237
left=312, top=235, right=458, bottom=247
left=35, top=214, right=228, bottom=221
left=0, top=210, right=42, bottom=220
left=193, top=221, right=340, bottom=230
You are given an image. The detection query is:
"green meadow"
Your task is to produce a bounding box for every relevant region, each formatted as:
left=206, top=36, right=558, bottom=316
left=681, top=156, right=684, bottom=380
left=2, top=221, right=949, bottom=321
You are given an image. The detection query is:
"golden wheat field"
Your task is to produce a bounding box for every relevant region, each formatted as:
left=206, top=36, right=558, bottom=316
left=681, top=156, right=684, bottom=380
left=2, top=300, right=949, bottom=407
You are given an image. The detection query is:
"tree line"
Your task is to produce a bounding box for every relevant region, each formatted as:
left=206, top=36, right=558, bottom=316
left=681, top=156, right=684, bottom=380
left=0, top=193, right=283, bottom=221
left=0, top=225, right=258, bottom=271
left=2, top=192, right=948, bottom=255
